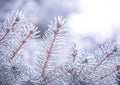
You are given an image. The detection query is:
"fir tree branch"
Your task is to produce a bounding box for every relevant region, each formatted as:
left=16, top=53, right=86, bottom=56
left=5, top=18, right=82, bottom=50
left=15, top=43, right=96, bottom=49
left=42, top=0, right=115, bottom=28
left=83, top=47, right=117, bottom=80
left=73, top=59, right=88, bottom=85
left=41, top=22, right=62, bottom=77
left=0, top=17, right=20, bottom=44
left=9, top=30, right=34, bottom=61
left=44, top=68, right=73, bottom=85
left=71, top=44, right=77, bottom=63
left=92, top=65, right=120, bottom=84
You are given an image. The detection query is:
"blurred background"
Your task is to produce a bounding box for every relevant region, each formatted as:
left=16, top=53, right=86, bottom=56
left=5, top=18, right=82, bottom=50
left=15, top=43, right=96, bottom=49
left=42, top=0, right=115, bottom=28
left=0, top=0, right=120, bottom=52
left=0, top=0, right=78, bottom=37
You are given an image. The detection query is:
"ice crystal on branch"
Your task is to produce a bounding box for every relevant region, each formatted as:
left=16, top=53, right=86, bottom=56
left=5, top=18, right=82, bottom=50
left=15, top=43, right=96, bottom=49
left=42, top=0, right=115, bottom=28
left=0, top=11, right=39, bottom=85
left=0, top=11, right=120, bottom=85
left=36, top=16, right=68, bottom=77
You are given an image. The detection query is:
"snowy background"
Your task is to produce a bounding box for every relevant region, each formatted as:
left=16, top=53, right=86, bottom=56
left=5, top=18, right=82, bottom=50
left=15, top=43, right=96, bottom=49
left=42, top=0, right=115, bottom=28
left=68, top=0, right=120, bottom=51
left=0, top=0, right=120, bottom=65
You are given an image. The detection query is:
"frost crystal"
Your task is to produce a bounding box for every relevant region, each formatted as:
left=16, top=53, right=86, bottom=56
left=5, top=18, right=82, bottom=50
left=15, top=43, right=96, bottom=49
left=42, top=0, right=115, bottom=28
left=0, top=11, right=120, bottom=85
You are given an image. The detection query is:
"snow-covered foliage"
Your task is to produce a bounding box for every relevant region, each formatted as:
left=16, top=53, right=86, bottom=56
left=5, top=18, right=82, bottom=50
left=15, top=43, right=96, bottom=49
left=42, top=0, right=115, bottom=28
left=0, top=11, right=120, bottom=85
